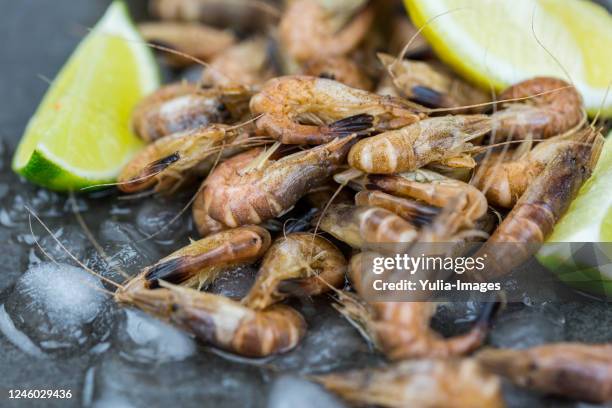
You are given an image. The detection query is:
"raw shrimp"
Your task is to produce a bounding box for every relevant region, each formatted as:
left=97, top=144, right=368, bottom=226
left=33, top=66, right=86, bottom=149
left=117, top=124, right=255, bottom=194
left=193, top=135, right=356, bottom=232
left=477, top=343, right=612, bottom=403
left=125, top=226, right=271, bottom=290
left=348, top=115, right=491, bottom=174
left=201, top=36, right=277, bottom=88
left=279, top=0, right=373, bottom=63
left=312, top=358, right=504, bottom=408
left=491, top=77, right=584, bottom=140
left=365, top=170, right=488, bottom=225
left=354, top=190, right=440, bottom=227
left=242, top=233, right=346, bottom=310
left=472, top=127, right=603, bottom=280
left=378, top=53, right=489, bottom=111
left=115, top=283, right=306, bottom=358
left=336, top=252, right=492, bottom=360
left=474, top=131, right=584, bottom=208
left=132, top=83, right=252, bottom=142
left=250, top=75, right=426, bottom=144
left=138, top=22, right=236, bottom=66
left=302, top=56, right=373, bottom=90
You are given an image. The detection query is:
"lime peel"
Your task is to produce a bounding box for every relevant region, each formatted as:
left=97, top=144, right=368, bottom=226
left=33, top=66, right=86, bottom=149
left=12, top=1, right=159, bottom=191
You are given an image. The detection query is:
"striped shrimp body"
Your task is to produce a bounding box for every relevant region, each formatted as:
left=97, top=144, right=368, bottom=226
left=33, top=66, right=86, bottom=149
left=313, top=359, right=505, bottom=408
left=354, top=190, right=441, bottom=227
left=491, top=77, right=584, bottom=140
left=115, top=283, right=306, bottom=358
left=122, top=226, right=271, bottom=292
left=378, top=53, right=490, bottom=112
left=366, top=170, right=489, bottom=226
left=477, top=343, right=612, bottom=403
left=250, top=75, right=425, bottom=144
left=279, top=0, right=373, bottom=63
left=473, top=127, right=603, bottom=280
left=193, top=135, right=356, bottom=234
left=316, top=204, right=420, bottom=251
left=117, top=124, right=253, bottom=194
left=336, top=252, right=491, bottom=360
left=242, top=233, right=347, bottom=310
left=474, top=131, right=583, bottom=208
left=348, top=115, right=491, bottom=174
left=132, top=83, right=252, bottom=142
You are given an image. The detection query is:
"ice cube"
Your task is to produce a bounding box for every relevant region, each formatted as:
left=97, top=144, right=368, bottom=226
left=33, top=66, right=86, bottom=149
left=114, top=309, right=196, bottom=363
left=267, top=375, right=347, bottom=408
left=3, top=262, right=114, bottom=356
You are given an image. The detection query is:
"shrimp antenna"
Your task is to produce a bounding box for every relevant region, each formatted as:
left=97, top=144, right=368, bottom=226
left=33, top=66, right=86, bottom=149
left=27, top=214, right=115, bottom=297
left=24, top=205, right=123, bottom=290
left=90, top=29, right=236, bottom=85
left=69, top=192, right=131, bottom=279
left=390, top=7, right=469, bottom=79
left=590, top=81, right=611, bottom=128
left=530, top=5, right=573, bottom=85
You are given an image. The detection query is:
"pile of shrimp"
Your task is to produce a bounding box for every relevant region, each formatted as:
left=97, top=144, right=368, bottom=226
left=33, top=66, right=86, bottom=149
left=75, top=0, right=612, bottom=406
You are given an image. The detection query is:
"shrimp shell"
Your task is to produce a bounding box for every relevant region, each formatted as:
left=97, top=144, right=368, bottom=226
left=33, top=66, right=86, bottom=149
left=242, top=233, right=347, bottom=310
left=348, top=115, right=491, bottom=174
left=477, top=343, right=612, bottom=403
left=116, top=284, right=306, bottom=358
left=313, top=358, right=504, bottom=408
left=473, top=127, right=603, bottom=279
left=492, top=77, right=584, bottom=140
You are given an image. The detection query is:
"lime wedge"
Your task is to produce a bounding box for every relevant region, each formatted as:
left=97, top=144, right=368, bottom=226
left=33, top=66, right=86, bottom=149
left=538, top=131, right=612, bottom=297
left=404, top=0, right=612, bottom=117
left=12, top=1, right=159, bottom=191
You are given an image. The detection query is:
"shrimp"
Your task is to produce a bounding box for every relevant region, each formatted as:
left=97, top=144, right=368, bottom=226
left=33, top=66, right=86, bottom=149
left=279, top=0, right=373, bottom=63
left=335, top=252, right=492, bottom=360
left=201, top=37, right=277, bottom=88
left=138, top=22, right=236, bottom=67
left=315, top=204, right=421, bottom=251
left=378, top=53, right=490, bottom=112
left=474, top=131, right=585, bottom=208
left=312, top=358, right=505, bottom=408
left=472, top=127, right=603, bottom=280
left=242, top=233, right=347, bottom=310
left=354, top=190, right=440, bottom=227
left=477, top=343, right=612, bottom=403
left=250, top=75, right=426, bottom=144
left=117, top=124, right=255, bottom=194
left=131, top=83, right=252, bottom=142
left=192, top=135, right=356, bottom=232
left=125, top=226, right=271, bottom=291
left=115, top=283, right=306, bottom=358
left=348, top=115, right=491, bottom=174
left=302, top=56, right=373, bottom=90
left=365, top=170, right=488, bottom=225
left=491, top=77, right=584, bottom=140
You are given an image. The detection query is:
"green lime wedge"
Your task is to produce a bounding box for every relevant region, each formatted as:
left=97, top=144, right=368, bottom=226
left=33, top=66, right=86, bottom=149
left=12, top=1, right=159, bottom=191
left=537, top=131, right=612, bottom=297
left=404, top=0, right=612, bottom=117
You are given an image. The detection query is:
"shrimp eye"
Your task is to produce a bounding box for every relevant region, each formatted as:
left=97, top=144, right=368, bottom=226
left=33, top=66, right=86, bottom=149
left=217, top=103, right=228, bottom=112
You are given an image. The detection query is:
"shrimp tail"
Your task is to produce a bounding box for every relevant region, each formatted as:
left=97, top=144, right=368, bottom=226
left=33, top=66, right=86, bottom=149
left=410, top=86, right=451, bottom=109
left=145, top=257, right=192, bottom=289
left=332, top=291, right=379, bottom=347
left=324, top=113, right=374, bottom=138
